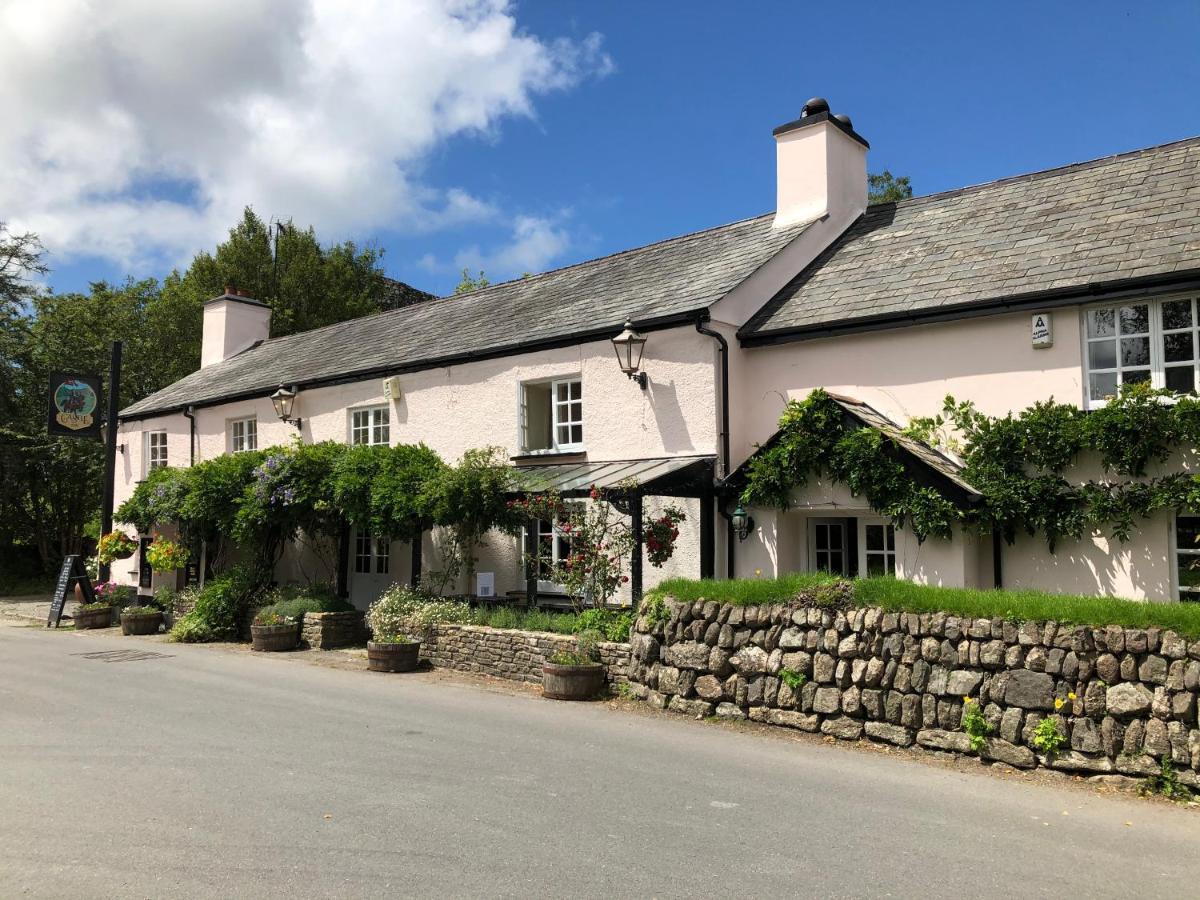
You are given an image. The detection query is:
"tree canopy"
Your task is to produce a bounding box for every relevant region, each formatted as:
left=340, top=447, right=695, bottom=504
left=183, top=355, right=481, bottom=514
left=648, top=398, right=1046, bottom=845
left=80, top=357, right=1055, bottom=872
left=867, top=171, right=913, bottom=204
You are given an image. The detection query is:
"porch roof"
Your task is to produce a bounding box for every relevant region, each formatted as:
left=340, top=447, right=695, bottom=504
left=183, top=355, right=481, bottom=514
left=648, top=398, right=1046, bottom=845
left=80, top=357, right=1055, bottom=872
left=729, top=394, right=981, bottom=505
left=510, top=455, right=716, bottom=498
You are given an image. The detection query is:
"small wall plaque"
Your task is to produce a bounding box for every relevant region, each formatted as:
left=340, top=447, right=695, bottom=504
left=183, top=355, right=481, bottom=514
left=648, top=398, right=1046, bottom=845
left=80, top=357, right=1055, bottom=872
left=1031, top=313, right=1053, bottom=348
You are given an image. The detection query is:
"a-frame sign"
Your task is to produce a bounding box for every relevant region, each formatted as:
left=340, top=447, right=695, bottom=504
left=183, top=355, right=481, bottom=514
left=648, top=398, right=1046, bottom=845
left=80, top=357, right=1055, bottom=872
left=47, top=555, right=95, bottom=628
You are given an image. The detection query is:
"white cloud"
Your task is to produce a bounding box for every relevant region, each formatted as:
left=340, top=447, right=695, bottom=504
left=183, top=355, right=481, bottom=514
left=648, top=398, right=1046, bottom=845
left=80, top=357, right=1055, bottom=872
left=453, top=213, right=572, bottom=278
left=0, top=0, right=611, bottom=271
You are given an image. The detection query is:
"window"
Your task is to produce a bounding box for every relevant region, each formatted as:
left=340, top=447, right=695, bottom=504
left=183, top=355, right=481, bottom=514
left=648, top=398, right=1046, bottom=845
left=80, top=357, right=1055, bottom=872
left=351, top=406, right=390, bottom=446
left=354, top=534, right=389, bottom=575
left=1084, top=296, right=1200, bottom=407
left=1176, top=516, right=1200, bottom=601
left=863, top=522, right=897, bottom=576
left=145, top=431, right=168, bottom=473
left=526, top=517, right=574, bottom=588
left=521, top=377, right=583, bottom=452
left=229, top=417, right=258, bottom=453
left=811, top=519, right=848, bottom=575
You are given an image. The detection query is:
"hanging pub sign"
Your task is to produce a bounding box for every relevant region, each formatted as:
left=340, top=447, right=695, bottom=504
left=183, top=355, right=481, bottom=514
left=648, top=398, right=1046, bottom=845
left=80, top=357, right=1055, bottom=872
left=47, top=372, right=102, bottom=439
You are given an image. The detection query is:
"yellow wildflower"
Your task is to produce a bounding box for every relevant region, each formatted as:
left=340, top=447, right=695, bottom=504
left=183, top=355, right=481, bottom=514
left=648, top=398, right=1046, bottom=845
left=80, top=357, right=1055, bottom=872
left=1068, top=691, right=1077, bottom=701
left=963, top=696, right=973, bottom=704
left=1054, top=698, right=1064, bottom=710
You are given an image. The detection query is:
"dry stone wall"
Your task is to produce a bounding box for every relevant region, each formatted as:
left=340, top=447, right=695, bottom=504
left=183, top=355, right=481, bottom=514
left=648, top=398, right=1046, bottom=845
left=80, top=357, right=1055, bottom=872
left=302, top=611, right=369, bottom=649
left=628, top=594, right=1200, bottom=781
left=421, top=624, right=630, bottom=687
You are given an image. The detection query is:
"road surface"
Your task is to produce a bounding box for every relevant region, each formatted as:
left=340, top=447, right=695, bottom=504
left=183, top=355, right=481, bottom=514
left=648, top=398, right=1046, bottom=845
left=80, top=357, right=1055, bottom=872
left=1, top=622, right=1197, bottom=898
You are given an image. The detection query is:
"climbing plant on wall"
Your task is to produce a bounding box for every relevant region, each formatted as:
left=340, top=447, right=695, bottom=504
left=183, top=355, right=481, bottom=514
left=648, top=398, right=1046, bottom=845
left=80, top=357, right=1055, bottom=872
left=741, top=384, right=1200, bottom=549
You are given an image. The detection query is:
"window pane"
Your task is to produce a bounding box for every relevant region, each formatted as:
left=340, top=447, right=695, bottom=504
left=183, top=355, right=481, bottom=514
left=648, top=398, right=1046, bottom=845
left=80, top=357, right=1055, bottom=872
left=570, top=381, right=581, bottom=401
left=1122, top=369, right=1151, bottom=386
left=1166, top=366, right=1196, bottom=394
left=556, top=382, right=569, bottom=403
left=885, top=525, right=895, bottom=551
left=246, top=420, right=257, bottom=450
left=1179, top=557, right=1200, bottom=592
left=1177, top=517, right=1200, bottom=552
left=1087, top=308, right=1115, bottom=338
left=1164, top=332, right=1195, bottom=363
left=828, top=526, right=843, bottom=551
left=570, top=424, right=583, bottom=444
left=1089, top=372, right=1118, bottom=401
left=866, top=555, right=886, bottom=577
left=1163, top=299, right=1194, bottom=331
left=1119, top=304, right=1149, bottom=335
left=1088, top=340, right=1116, bottom=370
left=865, top=524, right=883, bottom=552
left=1120, top=336, right=1150, bottom=367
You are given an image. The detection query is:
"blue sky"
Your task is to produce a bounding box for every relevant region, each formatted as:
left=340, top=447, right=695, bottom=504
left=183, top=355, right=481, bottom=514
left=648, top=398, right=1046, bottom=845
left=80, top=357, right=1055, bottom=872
left=30, top=1, right=1200, bottom=298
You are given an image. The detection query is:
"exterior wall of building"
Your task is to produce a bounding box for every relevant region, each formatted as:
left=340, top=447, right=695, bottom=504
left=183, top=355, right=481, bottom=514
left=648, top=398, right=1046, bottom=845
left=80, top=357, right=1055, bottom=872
left=114, top=326, right=718, bottom=603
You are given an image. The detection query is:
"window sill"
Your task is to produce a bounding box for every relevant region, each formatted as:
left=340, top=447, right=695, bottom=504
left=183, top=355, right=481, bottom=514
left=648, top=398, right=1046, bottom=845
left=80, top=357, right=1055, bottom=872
left=511, top=450, right=587, bottom=465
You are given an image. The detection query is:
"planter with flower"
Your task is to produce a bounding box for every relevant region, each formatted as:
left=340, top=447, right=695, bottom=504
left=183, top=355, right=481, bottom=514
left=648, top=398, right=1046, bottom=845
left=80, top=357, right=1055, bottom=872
left=250, top=610, right=301, bottom=651
left=120, top=585, right=171, bottom=636
left=365, top=585, right=428, bottom=672
left=144, top=536, right=189, bottom=573
left=542, top=629, right=607, bottom=700
left=74, top=581, right=127, bottom=629
left=97, top=530, right=138, bottom=565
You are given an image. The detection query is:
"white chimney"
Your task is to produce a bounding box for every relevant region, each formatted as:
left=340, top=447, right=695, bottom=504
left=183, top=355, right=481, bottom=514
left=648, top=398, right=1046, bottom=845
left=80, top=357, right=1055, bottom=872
left=773, top=97, right=868, bottom=229
left=200, top=287, right=271, bottom=368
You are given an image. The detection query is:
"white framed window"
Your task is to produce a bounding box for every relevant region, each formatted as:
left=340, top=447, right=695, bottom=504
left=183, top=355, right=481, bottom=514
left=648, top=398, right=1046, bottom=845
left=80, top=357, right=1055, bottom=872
left=354, top=534, right=390, bottom=575
left=861, top=520, right=897, bottom=577
left=145, top=431, right=168, bottom=474
left=1175, top=515, right=1200, bottom=602
left=229, top=417, right=258, bottom=453
left=1083, top=295, right=1200, bottom=407
left=524, top=517, right=574, bottom=591
left=808, top=518, right=849, bottom=576
left=520, top=377, right=583, bottom=453
left=350, top=406, right=390, bottom=446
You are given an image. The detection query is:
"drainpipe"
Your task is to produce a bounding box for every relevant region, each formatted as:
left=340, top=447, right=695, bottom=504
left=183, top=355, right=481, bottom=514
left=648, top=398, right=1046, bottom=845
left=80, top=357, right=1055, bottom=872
left=183, top=405, right=196, bottom=465
left=695, top=316, right=734, bottom=578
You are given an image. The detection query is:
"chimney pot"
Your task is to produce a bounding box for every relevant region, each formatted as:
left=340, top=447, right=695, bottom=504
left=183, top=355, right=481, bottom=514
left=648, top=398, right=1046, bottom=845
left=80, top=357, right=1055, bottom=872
left=802, top=97, right=830, bottom=117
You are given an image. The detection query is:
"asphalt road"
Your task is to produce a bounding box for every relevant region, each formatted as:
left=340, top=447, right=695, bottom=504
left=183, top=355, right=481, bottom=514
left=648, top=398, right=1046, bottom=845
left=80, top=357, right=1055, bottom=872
left=2, top=623, right=1198, bottom=899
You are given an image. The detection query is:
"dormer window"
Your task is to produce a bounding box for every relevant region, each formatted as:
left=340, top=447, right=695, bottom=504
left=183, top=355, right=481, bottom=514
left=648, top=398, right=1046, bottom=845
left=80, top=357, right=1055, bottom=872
left=521, top=377, right=582, bottom=453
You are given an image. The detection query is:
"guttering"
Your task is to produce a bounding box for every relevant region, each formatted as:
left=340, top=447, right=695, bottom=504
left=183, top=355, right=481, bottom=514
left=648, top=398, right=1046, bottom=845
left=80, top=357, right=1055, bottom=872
left=118, top=308, right=705, bottom=423
left=183, top=405, right=196, bottom=465
left=740, top=269, right=1200, bottom=347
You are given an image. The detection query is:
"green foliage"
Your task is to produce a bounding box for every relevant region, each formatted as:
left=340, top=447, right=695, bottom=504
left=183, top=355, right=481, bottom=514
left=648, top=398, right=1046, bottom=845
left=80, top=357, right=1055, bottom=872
left=575, top=608, right=633, bottom=642
left=867, top=170, right=913, bottom=204
left=453, top=268, right=490, bottom=294
left=641, top=595, right=671, bottom=632
left=1030, top=717, right=1066, bottom=758
left=255, top=583, right=353, bottom=623
left=330, top=443, right=444, bottom=540
left=960, top=698, right=991, bottom=753
left=779, top=668, right=807, bottom=691
left=1140, top=759, right=1193, bottom=802
left=549, top=628, right=604, bottom=666
left=649, top=574, right=1200, bottom=638
left=144, top=537, right=189, bottom=572
left=168, top=566, right=261, bottom=643
left=367, top=584, right=472, bottom=641
left=151, top=586, right=176, bottom=613
left=744, top=384, right=1200, bottom=551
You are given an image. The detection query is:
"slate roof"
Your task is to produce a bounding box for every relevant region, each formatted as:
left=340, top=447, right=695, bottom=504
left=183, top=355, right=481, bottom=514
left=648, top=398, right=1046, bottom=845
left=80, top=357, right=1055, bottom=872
left=744, top=136, right=1200, bottom=339
left=121, top=213, right=811, bottom=418
left=510, top=455, right=716, bottom=497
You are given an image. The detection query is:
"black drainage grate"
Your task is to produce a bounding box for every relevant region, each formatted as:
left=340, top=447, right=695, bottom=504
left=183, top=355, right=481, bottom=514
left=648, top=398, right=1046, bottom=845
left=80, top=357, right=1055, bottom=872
left=71, top=649, right=173, bottom=663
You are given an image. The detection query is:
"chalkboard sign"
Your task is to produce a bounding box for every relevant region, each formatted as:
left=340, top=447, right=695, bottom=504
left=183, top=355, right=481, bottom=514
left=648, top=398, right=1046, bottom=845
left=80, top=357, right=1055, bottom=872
left=138, top=536, right=153, bottom=589
left=47, top=555, right=95, bottom=628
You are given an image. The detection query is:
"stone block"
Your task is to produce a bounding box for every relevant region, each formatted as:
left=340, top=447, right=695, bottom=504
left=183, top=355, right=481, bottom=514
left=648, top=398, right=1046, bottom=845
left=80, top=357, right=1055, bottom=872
left=821, top=717, right=864, bottom=740
left=694, top=674, right=724, bottom=702
left=813, top=653, right=836, bottom=684
left=1139, top=655, right=1168, bottom=685
left=668, top=696, right=714, bottom=717
left=982, top=739, right=1036, bottom=768
left=1050, top=751, right=1113, bottom=774
left=1070, top=717, right=1102, bottom=754
left=813, top=686, right=841, bottom=714
left=946, top=669, right=983, bottom=698
left=1162, top=630, right=1187, bottom=660
left=714, top=702, right=746, bottom=719
left=767, top=709, right=819, bottom=731
left=864, top=722, right=913, bottom=746
left=1105, top=683, right=1154, bottom=718
left=917, top=729, right=972, bottom=753
left=665, top=641, right=711, bottom=671
left=1004, top=670, right=1055, bottom=710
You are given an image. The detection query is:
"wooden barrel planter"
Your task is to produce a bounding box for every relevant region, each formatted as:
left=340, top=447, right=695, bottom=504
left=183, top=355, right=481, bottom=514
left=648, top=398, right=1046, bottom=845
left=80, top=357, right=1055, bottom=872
left=367, top=640, right=422, bottom=673
left=542, top=662, right=606, bottom=701
left=251, top=622, right=300, bottom=652
left=120, top=610, right=163, bottom=635
left=74, top=606, right=113, bottom=630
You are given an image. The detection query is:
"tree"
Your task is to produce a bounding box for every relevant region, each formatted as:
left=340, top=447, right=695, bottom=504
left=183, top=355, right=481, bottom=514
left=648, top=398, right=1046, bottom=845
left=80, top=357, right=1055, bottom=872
left=0, top=224, right=47, bottom=313
left=454, top=268, right=490, bottom=294
left=868, top=171, right=913, bottom=204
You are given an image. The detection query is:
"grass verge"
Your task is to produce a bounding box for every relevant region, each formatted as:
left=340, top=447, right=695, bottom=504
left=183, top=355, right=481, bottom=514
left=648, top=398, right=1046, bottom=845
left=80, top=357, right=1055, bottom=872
left=649, top=575, right=1200, bottom=639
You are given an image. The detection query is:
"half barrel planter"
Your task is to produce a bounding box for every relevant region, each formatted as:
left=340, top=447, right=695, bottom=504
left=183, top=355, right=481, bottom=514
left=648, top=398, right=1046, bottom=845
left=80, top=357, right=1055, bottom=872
left=367, top=640, right=422, bottom=672
left=74, top=606, right=113, bottom=630
left=120, top=610, right=164, bottom=635
left=542, top=662, right=606, bottom=700
left=251, top=622, right=301, bottom=652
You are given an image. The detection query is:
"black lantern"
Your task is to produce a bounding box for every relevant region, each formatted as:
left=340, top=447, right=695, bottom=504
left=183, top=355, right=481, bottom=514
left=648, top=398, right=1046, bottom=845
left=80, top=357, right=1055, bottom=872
left=730, top=503, right=755, bottom=542
left=611, top=318, right=648, bottom=389
left=270, top=384, right=302, bottom=429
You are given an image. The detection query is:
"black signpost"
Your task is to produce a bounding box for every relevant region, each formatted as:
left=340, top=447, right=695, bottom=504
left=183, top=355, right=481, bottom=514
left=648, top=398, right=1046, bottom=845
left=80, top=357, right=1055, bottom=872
left=48, top=555, right=95, bottom=628
left=138, top=536, right=154, bottom=590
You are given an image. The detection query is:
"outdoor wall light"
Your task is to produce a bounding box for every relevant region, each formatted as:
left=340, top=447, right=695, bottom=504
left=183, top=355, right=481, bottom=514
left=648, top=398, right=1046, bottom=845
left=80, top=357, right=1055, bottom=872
left=270, top=384, right=302, bottom=430
left=611, top=318, right=648, bottom=389
left=730, top=503, right=755, bottom=542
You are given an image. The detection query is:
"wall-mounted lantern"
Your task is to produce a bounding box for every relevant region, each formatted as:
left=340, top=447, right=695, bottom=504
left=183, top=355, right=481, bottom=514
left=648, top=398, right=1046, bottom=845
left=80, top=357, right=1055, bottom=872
left=730, top=503, right=755, bottom=542
left=270, top=384, right=302, bottom=430
left=611, top=318, right=648, bottom=389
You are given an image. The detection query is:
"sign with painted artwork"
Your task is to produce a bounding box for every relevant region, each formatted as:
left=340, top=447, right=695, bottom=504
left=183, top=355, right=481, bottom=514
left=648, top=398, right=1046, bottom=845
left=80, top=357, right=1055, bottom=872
left=1031, top=313, right=1053, bottom=348
left=47, top=372, right=102, bottom=438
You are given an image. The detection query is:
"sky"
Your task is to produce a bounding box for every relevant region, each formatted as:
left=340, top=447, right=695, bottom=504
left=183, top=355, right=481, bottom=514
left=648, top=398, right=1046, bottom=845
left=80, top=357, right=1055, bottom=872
left=4, top=0, right=1198, bottom=299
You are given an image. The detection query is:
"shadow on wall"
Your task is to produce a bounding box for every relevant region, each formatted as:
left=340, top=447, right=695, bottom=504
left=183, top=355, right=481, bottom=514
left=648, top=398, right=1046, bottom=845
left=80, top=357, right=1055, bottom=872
left=646, top=379, right=695, bottom=454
